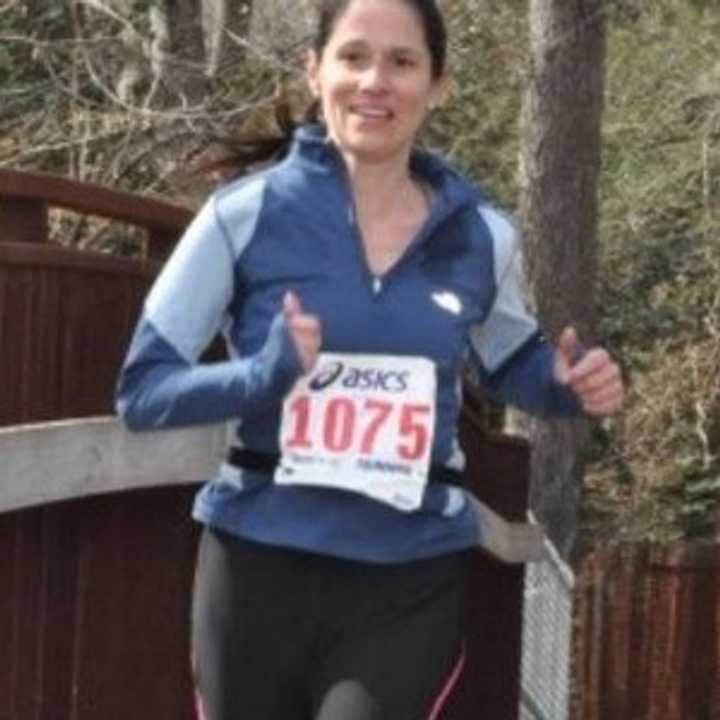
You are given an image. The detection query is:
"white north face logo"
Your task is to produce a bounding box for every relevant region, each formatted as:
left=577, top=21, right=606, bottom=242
left=431, top=291, right=462, bottom=315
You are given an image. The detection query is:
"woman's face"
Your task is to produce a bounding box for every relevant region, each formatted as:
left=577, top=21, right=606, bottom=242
left=307, top=0, right=446, bottom=166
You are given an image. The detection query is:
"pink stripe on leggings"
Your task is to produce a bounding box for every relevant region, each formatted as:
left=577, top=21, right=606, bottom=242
left=194, top=688, right=208, bottom=720
left=428, top=645, right=466, bottom=720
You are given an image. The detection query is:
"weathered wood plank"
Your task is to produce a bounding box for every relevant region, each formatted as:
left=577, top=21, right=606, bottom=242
left=0, top=241, right=159, bottom=276
left=469, top=495, right=546, bottom=564
left=0, top=417, right=228, bottom=513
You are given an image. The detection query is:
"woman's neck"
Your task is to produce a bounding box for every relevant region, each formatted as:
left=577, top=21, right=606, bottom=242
left=336, top=148, right=432, bottom=277
left=341, top=151, right=418, bottom=218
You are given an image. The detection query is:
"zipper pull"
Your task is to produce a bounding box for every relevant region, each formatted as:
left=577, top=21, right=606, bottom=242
left=372, top=277, right=382, bottom=294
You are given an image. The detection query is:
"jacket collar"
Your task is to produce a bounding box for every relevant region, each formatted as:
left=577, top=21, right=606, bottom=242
left=287, top=124, right=480, bottom=219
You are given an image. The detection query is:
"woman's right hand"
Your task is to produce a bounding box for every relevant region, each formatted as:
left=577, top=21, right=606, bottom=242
left=283, top=291, right=322, bottom=373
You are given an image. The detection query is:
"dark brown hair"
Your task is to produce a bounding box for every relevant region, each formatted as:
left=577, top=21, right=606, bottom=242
left=206, top=0, right=447, bottom=179
left=313, top=0, right=447, bottom=80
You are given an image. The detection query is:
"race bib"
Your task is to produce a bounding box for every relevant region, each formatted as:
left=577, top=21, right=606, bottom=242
left=275, top=353, right=437, bottom=511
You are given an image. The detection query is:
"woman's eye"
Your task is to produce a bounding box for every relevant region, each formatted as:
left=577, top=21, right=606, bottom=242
left=394, top=56, right=416, bottom=68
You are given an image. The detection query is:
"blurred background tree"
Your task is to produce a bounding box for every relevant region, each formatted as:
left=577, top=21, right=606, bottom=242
left=518, top=0, right=607, bottom=561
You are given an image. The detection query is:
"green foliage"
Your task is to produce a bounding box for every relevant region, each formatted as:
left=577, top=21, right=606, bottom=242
left=588, top=0, right=720, bottom=540
left=661, top=460, right=720, bottom=538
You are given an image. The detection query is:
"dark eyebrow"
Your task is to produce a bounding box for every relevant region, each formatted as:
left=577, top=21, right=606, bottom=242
left=391, top=48, right=423, bottom=58
left=335, top=39, right=424, bottom=58
left=335, top=39, right=370, bottom=52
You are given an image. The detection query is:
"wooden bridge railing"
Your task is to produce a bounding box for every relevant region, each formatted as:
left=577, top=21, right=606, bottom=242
left=0, top=169, right=192, bottom=426
left=0, top=418, right=226, bottom=513
left=0, top=169, right=201, bottom=718
left=0, top=167, right=192, bottom=258
left=6, top=170, right=719, bottom=720
left=0, top=416, right=543, bottom=560
left=0, top=414, right=538, bottom=720
left=1, top=168, right=540, bottom=719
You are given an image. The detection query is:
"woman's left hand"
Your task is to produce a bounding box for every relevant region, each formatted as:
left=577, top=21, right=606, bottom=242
left=554, top=326, right=624, bottom=417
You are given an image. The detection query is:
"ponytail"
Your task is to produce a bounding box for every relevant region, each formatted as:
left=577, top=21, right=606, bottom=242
left=199, top=82, right=321, bottom=181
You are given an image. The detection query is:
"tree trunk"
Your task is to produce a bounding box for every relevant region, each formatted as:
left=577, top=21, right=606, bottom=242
left=150, top=0, right=208, bottom=107
left=201, top=0, right=253, bottom=78
left=116, top=25, right=145, bottom=105
left=518, top=0, right=607, bottom=560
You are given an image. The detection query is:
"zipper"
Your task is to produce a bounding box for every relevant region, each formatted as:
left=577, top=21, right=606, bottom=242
left=326, top=139, right=459, bottom=298
left=375, top=197, right=440, bottom=293
left=329, top=144, right=385, bottom=298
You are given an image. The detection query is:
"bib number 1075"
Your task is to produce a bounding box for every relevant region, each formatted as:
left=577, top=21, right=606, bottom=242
left=283, top=394, right=431, bottom=461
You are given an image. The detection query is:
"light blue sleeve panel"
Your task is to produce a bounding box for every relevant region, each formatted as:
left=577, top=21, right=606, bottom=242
left=145, top=194, right=240, bottom=363
left=469, top=205, right=538, bottom=373
left=468, top=206, right=582, bottom=417
left=115, top=181, right=304, bottom=430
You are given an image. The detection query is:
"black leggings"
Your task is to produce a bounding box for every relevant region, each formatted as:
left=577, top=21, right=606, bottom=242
left=191, top=527, right=470, bottom=720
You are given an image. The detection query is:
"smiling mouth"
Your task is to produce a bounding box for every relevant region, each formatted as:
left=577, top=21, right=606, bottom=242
left=351, top=107, right=394, bottom=121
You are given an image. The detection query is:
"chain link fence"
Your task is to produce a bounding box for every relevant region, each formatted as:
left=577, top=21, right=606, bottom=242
left=519, top=514, right=575, bottom=720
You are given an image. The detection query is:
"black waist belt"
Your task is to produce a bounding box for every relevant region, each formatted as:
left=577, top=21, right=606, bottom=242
left=227, top=447, right=464, bottom=487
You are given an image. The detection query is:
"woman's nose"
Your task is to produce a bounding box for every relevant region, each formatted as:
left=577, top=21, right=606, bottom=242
left=358, top=63, right=389, bottom=93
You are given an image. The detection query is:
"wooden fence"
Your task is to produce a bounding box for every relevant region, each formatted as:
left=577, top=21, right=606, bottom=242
left=573, top=542, right=720, bottom=720
left=0, top=168, right=534, bottom=719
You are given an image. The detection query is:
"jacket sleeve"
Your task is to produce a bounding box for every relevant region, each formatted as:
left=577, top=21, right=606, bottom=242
left=468, top=205, right=582, bottom=417
left=115, top=191, right=303, bottom=431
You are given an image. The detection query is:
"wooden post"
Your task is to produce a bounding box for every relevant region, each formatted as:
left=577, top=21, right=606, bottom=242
left=0, top=197, right=49, bottom=243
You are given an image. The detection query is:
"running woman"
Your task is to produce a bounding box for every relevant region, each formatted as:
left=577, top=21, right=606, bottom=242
left=116, top=1, right=624, bottom=717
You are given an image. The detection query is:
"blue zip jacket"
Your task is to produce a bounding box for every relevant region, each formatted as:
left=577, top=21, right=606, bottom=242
left=115, top=125, right=581, bottom=562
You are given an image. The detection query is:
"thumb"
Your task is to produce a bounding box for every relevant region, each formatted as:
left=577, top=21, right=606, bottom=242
left=283, top=290, right=302, bottom=318
left=554, top=326, right=578, bottom=384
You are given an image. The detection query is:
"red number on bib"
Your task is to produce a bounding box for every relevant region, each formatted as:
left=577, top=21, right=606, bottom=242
left=285, top=396, right=431, bottom=460
left=324, top=397, right=355, bottom=452
left=285, top=395, right=313, bottom=449
left=397, top=404, right=431, bottom=460
left=360, top=399, right=393, bottom=455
